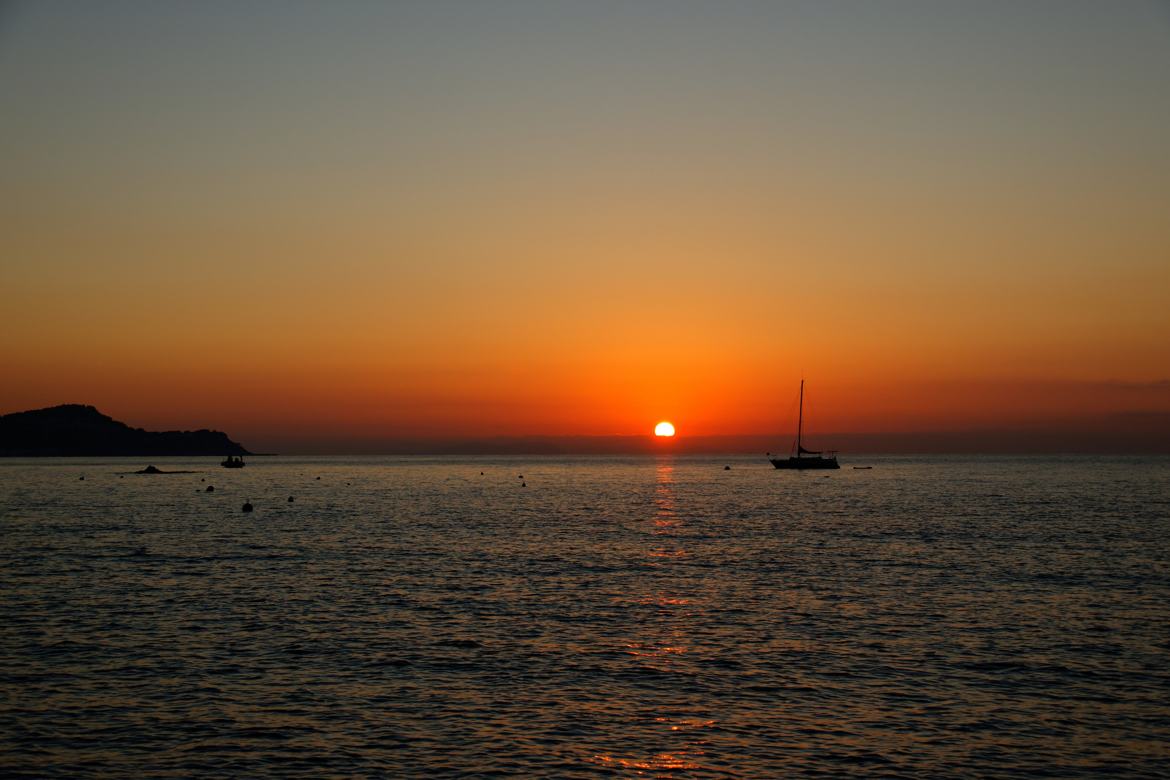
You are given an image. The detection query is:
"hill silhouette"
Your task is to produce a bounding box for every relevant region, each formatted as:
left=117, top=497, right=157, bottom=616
left=0, top=405, right=250, bottom=456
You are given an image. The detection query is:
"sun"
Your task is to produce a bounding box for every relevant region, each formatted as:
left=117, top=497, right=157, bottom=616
left=654, top=421, right=676, bottom=437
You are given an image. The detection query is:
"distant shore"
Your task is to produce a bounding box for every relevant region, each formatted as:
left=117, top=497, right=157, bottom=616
left=0, top=405, right=251, bottom=457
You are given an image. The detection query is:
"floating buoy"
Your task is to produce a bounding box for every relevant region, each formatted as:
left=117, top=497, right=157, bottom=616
left=242, top=502, right=253, bottom=513
left=206, top=485, right=214, bottom=492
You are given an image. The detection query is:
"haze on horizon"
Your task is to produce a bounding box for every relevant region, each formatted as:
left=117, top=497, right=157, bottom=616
left=2, top=1, right=1168, bottom=454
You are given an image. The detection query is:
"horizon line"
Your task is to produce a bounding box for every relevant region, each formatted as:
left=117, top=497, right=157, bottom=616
left=239, top=426, right=1170, bottom=456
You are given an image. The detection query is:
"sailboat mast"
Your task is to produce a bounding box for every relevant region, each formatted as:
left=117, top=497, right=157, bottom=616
left=797, top=379, right=804, bottom=454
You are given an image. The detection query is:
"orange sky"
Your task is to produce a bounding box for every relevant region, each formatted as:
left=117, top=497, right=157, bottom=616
left=2, top=2, right=1168, bottom=451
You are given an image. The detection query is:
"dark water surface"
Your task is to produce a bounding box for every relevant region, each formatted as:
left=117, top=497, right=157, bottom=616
left=2, top=455, right=1168, bottom=777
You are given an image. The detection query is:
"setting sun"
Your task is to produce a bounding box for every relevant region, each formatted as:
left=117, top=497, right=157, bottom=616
left=654, top=421, right=676, bottom=437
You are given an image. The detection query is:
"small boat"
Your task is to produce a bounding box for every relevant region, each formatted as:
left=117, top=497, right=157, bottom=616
left=221, top=455, right=245, bottom=469
left=769, top=380, right=840, bottom=470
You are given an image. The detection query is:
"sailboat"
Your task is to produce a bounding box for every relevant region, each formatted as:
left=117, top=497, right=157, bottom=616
left=769, top=380, right=840, bottom=470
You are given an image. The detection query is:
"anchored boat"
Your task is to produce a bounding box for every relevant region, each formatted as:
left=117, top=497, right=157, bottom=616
left=769, top=380, right=839, bottom=470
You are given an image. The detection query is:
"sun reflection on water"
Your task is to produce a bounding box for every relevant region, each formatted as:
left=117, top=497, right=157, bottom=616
left=591, top=750, right=707, bottom=772
left=583, top=457, right=720, bottom=774
left=653, top=459, right=678, bottom=527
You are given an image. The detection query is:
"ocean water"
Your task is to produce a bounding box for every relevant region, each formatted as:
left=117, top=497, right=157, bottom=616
left=1, top=454, right=1168, bottom=778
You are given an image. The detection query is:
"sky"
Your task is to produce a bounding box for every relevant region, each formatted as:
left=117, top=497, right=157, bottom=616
left=2, top=1, right=1168, bottom=452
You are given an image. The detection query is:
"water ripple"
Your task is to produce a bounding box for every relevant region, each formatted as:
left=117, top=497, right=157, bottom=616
left=1, top=454, right=1168, bottom=777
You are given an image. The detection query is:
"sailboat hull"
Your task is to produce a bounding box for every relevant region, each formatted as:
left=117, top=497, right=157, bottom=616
left=770, top=456, right=840, bottom=470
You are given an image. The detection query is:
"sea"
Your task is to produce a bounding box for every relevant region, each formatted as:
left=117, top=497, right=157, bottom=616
left=1, top=454, right=1168, bottom=778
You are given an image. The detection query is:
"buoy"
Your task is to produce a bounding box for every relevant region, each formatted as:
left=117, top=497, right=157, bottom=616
left=242, top=502, right=253, bottom=513
left=288, top=496, right=294, bottom=502
left=201, top=478, right=205, bottom=482
left=522, top=482, right=527, bottom=487
left=206, top=485, right=214, bottom=492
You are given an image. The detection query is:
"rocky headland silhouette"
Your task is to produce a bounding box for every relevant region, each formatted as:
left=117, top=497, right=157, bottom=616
left=0, top=405, right=250, bottom=457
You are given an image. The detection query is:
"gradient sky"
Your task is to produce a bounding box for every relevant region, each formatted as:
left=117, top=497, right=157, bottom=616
left=2, top=1, right=1168, bottom=450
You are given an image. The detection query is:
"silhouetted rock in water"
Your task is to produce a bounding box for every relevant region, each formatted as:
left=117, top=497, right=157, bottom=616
left=724, top=465, right=731, bottom=470
left=242, top=502, right=253, bottom=513
left=200, top=478, right=205, bottom=482
left=316, top=476, right=321, bottom=480
left=206, top=485, right=214, bottom=492
left=0, top=404, right=251, bottom=457
left=132, top=465, right=195, bottom=474
left=79, top=475, right=84, bottom=480
left=522, top=482, right=527, bottom=487
left=518, top=475, right=523, bottom=479
left=288, top=496, right=294, bottom=502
